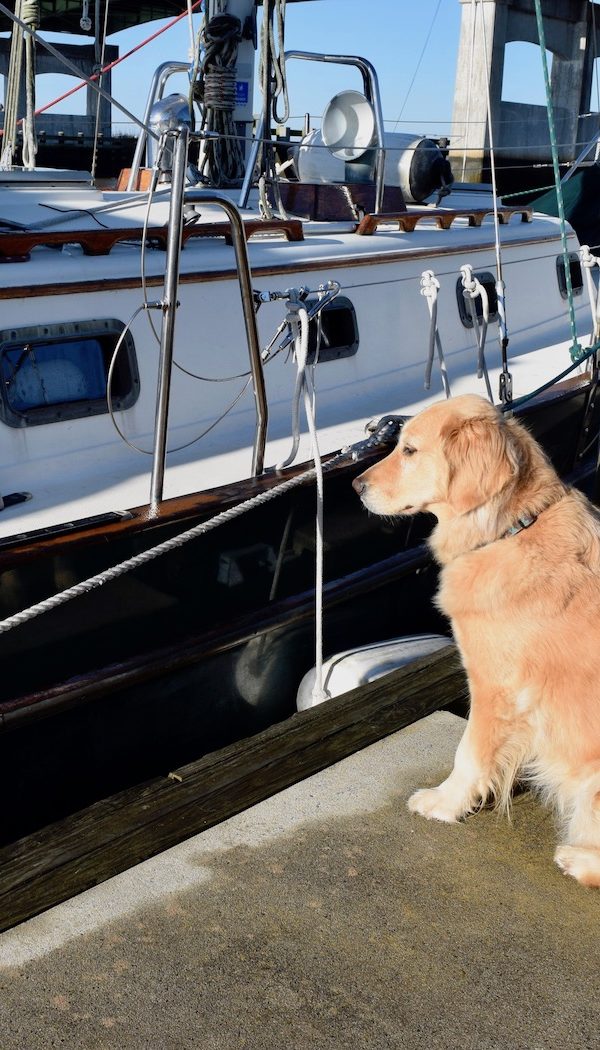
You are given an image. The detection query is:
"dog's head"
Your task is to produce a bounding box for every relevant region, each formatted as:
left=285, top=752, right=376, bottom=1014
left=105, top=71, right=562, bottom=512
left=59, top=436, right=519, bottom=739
left=353, top=394, right=521, bottom=520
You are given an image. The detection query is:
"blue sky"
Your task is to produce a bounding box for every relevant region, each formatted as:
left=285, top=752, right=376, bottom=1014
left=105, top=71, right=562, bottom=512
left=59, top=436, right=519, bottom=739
left=13, top=1, right=581, bottom=137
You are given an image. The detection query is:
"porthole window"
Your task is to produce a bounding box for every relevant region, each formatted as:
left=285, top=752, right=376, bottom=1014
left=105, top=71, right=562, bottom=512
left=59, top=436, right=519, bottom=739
left=0, top=318, right=139, bottom=428
left=456, top=272, right=498, bottom=329
left=556, top=253, right=583, bottom=300
left=305, top=296, right=359, bottom=364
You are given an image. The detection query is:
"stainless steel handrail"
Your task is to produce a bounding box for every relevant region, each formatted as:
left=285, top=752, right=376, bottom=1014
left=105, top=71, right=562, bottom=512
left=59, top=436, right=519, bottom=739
left=128, top=61, right=192, bottom=191
left=150, top=126, right=268, bottom=510
left=239, top=51, right=386, bottom=212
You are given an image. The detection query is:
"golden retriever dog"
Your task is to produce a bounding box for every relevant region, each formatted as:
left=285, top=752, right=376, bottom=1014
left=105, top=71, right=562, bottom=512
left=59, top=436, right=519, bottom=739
left=353, top=393, right=600, bottom=887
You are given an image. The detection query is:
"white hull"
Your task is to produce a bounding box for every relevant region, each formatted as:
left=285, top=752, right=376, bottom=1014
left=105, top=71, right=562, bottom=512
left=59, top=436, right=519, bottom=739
left=0, top=179, right=590, bottom=539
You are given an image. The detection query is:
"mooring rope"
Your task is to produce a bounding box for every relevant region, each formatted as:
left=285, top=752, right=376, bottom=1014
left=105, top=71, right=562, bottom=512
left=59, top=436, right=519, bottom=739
left=21, top=0, right=39, bottom=170
left=195, top=11, right=246, bottom=186
left=0, top=0, right=39, bottom=170
left=420, top=270, right=451, bottom=397
left=274, top=298, right=328, bottom=702
left=460, top=264, right=494, bottom=402
left=0, top=451, right=361, bottom=637
left=502, top=339, right=600, bottom=414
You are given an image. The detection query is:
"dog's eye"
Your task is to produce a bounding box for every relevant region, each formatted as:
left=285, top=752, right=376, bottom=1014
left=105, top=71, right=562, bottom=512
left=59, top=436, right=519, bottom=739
left=403, top=445, right=417, bottom=456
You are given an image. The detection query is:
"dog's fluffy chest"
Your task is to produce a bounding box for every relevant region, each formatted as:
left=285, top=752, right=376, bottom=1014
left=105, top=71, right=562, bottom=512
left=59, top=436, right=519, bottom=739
left=435, top=550, right=506, bottom=621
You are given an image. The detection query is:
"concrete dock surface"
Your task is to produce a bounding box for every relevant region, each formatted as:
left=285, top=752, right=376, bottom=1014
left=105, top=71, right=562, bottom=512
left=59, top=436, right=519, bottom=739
left=0, top=711, right=598, bottom=1049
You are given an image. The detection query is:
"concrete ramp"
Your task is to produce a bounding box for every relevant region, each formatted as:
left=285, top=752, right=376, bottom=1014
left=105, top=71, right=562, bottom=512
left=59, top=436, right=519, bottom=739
left=0, top=711, right=598, bottom=1048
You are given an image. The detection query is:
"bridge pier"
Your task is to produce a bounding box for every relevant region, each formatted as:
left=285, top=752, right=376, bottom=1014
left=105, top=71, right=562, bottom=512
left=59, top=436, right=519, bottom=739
left=452, top=0, right=600, bottom=184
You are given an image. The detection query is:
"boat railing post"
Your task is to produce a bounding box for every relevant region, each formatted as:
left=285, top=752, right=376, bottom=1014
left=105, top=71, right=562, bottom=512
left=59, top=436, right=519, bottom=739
left=149, top=125, right=189, bottom=512
left=128, top=61, right=192, bottom=191
left=150, top=164, right=268, bottom=508
left=238, top=112, right=266, bottom=209
left=283, top=52, right=387, bottom=213
left=183, top=188, right=268, bottom=476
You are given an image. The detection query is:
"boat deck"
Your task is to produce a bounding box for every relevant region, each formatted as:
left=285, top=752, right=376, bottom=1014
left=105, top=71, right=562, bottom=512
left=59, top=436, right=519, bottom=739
left=0, top=710, right=598, bottom=1048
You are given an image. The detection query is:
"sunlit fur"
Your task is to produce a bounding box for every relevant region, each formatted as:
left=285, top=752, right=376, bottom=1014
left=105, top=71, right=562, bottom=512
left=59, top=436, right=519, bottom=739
left=354, top=394, right=600, bottom=887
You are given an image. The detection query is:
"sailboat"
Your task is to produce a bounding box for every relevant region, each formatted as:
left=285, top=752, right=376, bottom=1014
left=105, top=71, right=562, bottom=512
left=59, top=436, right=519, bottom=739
left=0, top=0, right=597, bottom=893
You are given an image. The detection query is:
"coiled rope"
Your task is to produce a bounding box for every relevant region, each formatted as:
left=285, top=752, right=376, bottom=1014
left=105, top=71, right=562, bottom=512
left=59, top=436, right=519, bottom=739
left=195, top=12, right=246, bottom=186
left=1, top=0, right=39, bottom=170
left=259, top=0, right=289, bottom=125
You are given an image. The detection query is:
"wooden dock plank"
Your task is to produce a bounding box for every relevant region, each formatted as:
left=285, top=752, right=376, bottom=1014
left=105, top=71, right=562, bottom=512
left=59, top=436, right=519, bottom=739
left=0, top=645, right=466, bottom=933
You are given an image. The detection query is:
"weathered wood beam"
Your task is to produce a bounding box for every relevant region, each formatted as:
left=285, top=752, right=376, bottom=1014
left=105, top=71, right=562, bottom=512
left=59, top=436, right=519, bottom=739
left=0, top=645, right=466, bottom=933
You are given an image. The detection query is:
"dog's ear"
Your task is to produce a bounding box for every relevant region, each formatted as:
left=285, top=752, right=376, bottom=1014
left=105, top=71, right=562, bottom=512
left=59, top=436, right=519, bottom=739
left=442, top=415, right=519, bottom=514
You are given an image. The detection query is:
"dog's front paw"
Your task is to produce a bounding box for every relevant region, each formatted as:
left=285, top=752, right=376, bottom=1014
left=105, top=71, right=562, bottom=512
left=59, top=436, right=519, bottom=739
left=554, top=845, right=600, bottom=887
left=407, top=786, right=465, bottom=824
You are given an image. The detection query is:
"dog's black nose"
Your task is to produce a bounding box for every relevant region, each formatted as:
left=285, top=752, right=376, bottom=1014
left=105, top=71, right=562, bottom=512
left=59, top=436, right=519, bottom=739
left=352, top=476, right=366, bottom=496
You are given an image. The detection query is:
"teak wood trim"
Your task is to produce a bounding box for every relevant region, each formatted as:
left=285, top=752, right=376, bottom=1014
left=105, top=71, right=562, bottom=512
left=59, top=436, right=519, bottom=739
left=0, top=217, right=304, bottom=262
left=115, top=168, right=153, bottom=192
left=0, top=645, right=466, bottom=933
left=355, top=206, right=534, bottom=236
left=0, top=230, right=566, bottom=301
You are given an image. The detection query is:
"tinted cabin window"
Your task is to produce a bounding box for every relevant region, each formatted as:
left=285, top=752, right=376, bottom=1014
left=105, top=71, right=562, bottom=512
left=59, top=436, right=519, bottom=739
left=305, top=296, right=359, bottom=364
left=0, top=319, right=139, bottom=427
left=556, top=253, right=583, bottom=300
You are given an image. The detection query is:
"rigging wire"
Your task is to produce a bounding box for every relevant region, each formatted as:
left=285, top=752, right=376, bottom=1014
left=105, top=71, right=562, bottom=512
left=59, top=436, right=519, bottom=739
left=106, top=303, right=255, bottom=458
left=461, top=0, right=478, bottom=181
left=90, top=0, right=110, bottom=184
left=392, top=0, right=442, bottom=132
left=30, top=1, right=202, bottom=125
left=533, top=0, right=583, bottom=363
left=477, top=0, right=512, bottom=404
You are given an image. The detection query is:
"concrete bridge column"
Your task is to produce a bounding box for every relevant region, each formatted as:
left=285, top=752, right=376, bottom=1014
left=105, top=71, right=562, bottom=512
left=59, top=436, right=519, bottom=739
left=0, top=39, right=117, bottom=142
left=451, top=0, right=600, bottom=183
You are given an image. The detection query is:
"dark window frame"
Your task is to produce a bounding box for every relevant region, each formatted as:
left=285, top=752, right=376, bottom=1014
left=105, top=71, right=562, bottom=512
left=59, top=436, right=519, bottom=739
left=305, top=295, right=359, bottom=364
left=0, top=318, right=140, bottom=428
left=556, top=253, right=584, bottom=300
left=456, top=271, right=499, bottom=329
